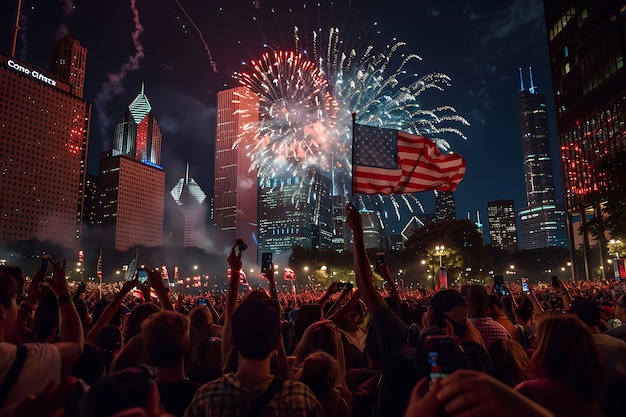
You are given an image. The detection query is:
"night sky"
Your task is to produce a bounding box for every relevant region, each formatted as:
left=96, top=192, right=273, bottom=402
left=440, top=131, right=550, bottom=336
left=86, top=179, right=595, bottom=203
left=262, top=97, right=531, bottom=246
left=0, top=0, right=561, bottom=241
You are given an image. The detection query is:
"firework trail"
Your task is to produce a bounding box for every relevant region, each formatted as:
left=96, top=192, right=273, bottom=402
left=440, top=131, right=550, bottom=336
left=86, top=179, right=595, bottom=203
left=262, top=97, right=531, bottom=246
left=94, top=0, right=144, bottom=147
left=173, top=0, right=217, bottom=73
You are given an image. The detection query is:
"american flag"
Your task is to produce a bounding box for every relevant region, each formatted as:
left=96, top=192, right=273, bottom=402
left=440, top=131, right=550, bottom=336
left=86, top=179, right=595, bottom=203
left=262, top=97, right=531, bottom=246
left=161, top=266, right=169, bottom=279
left=284, top=267, right=296, bottom=281
left=352, top=124, right=466, bottom=195
left=96, top=250, right=102, bottom=278
left=78, top=250, right=84, bottom=263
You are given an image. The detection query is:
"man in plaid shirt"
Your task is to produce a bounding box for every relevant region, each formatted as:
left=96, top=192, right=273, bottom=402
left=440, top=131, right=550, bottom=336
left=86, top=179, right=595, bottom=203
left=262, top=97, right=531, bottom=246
left=183, top=290, right=323, bottom=417
left=463, top=285, right=511, bottom=349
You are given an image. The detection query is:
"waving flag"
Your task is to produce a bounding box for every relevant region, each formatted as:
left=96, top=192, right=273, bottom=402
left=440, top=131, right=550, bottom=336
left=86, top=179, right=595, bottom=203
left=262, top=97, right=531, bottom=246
left=352, top=124, right=466, bottom=195
left=284, top=267, right=296, bottom=281
left=78, top=250, right=84, bottom=263
left=96, top=249, right=102, bottom=278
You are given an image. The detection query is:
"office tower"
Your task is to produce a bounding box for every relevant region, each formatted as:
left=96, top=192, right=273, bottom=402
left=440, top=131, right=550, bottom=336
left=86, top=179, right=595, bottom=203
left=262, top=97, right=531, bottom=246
left=331, top=195, right=349, bottom=252
left=517, top=68, right=568, bottom=250
left=435, top=191, right=456, bottom=221
left=0, top=49, right=90, bottom=247
left=360, top=210, right=385, bottom=250
left=487, top=199, right=518, bottom=251
left=213, top=87, right=259, bottom=260
left=51, top=35, right=87, bottom=98
left=171, top=163, right=207, bottom=248
left=95, top=151, right=165, bottom=251
left=258, top=169, right=332, bottom=258
left=543, top=1, right=626, bottom=280
left=113, top=84, right=162, bottom=165
left=82, top=174, right=99, bottom=226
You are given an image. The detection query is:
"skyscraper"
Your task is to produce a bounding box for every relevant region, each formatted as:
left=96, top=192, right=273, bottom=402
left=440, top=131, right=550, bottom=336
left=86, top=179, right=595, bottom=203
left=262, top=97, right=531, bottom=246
left=258, top=169, right=332, bottom=259
left=543, top=1, right=626, bottom=280
left=95, top=151, right=165, bottom=251
left=0, top=42, right=90, bottom=247
left=434, top=191, right=456, bottom=221
left=517, top=68, right=568, bottom=250
left=171, top=163, right=207, bottom=248
left=113, top=84, right=162, bottom=165
left=213, top=87, right=259, bottom=260
left=93, top=86, right=165, bottom=251
left=51, top=35, right=87, bottom=98
left=487, top=199, right=518, bottom=251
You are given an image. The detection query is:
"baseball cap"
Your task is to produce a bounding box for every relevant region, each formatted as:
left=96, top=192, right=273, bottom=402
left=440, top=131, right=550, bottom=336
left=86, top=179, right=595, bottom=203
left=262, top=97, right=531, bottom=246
left=568, top=297, right=600, bottom=326
left=430, top=289, right=468, bottom=324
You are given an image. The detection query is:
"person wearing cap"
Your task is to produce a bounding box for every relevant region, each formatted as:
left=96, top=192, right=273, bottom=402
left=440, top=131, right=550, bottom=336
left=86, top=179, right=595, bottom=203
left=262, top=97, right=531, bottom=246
left=183, top=290, right=323, bottom=417
left=605, top=292, right=626, bottom=342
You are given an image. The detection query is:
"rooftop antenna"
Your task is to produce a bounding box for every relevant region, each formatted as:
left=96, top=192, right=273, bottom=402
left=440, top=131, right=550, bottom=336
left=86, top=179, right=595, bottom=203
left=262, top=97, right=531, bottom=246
left=11, top=0, right=22, bottom=57
left=519, top=67, right=525, bottom=91
left=141, top=81, right=145, bottom=96
left=185, top=162, right=190, bottom=184
left=529, top=67, right=536, bottom=94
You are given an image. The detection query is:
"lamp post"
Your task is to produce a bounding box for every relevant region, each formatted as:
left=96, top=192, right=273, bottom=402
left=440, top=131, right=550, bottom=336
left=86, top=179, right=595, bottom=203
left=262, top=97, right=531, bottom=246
left=435, top=245, right=445, bottom=267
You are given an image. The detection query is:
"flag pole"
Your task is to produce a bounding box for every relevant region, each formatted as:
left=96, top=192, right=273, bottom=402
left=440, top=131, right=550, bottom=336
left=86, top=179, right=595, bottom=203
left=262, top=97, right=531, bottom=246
left=98, top=248, right=103, bottom=299
left=351, top=112, right=357, bottom=206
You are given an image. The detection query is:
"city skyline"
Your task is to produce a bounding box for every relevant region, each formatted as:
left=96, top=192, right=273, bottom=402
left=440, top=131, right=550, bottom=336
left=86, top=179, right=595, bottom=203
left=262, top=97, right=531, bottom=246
left=0, top=0, right=560, bottom=245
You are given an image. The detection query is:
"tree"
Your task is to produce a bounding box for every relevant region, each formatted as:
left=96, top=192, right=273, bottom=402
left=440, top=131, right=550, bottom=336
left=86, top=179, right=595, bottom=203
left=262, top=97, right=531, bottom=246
left=402, top=219, right=493, bottom=285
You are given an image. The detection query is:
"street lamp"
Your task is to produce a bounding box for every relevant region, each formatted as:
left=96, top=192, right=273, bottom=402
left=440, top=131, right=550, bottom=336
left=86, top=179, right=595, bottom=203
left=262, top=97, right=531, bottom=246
left=435, top=245, right=445, bottom=267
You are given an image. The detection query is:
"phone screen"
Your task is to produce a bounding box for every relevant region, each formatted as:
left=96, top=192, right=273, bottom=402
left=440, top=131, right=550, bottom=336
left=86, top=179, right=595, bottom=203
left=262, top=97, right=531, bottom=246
left=521, top=278, right=530, bottom=293
left=375, top=252, right=386, bottom=274
left=137, top=270, right=149, bottom=284
left=261, top=252, right=273, bottom=274
left=425, top=335, right=458, bottom=383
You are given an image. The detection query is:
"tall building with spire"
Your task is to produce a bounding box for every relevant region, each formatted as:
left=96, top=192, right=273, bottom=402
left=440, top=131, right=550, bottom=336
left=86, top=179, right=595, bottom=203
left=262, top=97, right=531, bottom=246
left=517, top=68, right=568, bottom=250
left=93, top=86, right=165, bottom=251
left=114, top=83, right=162, bottom=165
left=0, top=36, right=90, bottom=247
left=171, top=163, right=207, bottom=248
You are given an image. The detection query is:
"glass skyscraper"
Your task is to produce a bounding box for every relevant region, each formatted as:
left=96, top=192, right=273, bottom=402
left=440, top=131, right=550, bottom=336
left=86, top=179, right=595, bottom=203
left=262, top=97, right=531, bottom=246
left=517, top=68, right=568, bottom=250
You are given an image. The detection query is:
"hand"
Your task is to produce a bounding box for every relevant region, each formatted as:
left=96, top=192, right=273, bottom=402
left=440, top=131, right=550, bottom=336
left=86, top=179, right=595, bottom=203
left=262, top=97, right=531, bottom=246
left=45, top=255, right=70, bottom=298
left=228, top=245, right=242, bottom=275
left=436, top=370, right=553, bottom=417
left=148, top=269, right=166, bottom=291
left=346, top=202, right=362, bottom=231
left=404, top=377, right=444, bottom=417
left=26, top=265, right=45, bottom=303
left=76, top=281, right=87, bottom=295
left=121, top=277, right=138, bottom=293
left=327, top=281, right=339, bottom=294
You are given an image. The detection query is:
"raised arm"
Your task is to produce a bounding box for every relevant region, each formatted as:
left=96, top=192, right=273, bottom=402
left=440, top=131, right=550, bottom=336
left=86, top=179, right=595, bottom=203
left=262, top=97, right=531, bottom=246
left=346, top=202, right=386, bottom=315
left=222, top=244, right=242, bottom=366
left=148, top=268, right=174, bottom=311
left=8, top=266, right=45, bottom=343
left=86, top=278, right=136, bottom=342
left=46, top=255, right=84, bottom=377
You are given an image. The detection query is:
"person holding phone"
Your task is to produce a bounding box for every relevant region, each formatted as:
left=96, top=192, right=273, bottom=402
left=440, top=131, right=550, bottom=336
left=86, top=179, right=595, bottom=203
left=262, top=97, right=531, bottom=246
left=0, top=255, right=84, bottom=409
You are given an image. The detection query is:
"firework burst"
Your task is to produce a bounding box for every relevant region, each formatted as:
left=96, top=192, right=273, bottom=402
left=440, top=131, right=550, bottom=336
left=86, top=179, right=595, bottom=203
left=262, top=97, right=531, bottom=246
left=234, top=14, right=469, bottom=219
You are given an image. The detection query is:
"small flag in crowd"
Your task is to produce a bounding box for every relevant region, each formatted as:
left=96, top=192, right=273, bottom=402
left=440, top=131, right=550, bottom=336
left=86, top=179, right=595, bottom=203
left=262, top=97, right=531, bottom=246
left=352, top=123, right=466, bottom=195
left=78, top=250, right=84, bottom=263
left=284, top=267, right=296, bottom=281
left=174, top=266, right=179, bottom=280
left=96, top=249, right=102, bottom=278
left=161, top=266, right=169, bottom=279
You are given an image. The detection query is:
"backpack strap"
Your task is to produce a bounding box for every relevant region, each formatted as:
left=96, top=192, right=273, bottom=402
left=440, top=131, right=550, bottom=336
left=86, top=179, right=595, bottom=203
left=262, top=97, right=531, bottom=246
left=244, top=376, right=285, bottom=417
left=0, top=345, right=28, bottom=408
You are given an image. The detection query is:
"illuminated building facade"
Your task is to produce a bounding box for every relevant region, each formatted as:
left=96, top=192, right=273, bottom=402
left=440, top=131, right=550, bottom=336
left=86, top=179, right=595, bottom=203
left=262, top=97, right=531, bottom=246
left=258, top=169, right=332, bottom=259
left=94, top=151, right=165, bottom=251
left=435, top=191, right=456, bottom=221
left=114, top=84, right=161, bottom=165
left=487, top=199, right=518, bottom=251
left=543, top=1, right=626, bottom=279
left=171, top=163, right=207, bottom=248
left=51, top=35, right=87, bottom=98
left=213, top=87, right=259, bottom=260
left=0, top=47, right=90, bottom=247
left=517, top=68, right=568, bottom=249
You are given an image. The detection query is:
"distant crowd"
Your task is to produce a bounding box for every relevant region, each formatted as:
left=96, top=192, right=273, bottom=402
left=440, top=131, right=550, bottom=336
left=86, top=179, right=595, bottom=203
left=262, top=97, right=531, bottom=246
left=1, top=202, right=625, bottom=417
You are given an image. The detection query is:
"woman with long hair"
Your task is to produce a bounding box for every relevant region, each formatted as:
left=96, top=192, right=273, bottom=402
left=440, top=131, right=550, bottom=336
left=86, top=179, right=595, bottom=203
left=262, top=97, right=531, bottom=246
left=515, top=314, right=606, bottom=417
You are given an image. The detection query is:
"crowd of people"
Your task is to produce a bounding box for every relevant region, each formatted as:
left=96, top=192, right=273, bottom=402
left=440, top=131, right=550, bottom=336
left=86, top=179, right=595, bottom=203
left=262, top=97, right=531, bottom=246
left=1, top=202, right=625, bottom=417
